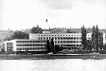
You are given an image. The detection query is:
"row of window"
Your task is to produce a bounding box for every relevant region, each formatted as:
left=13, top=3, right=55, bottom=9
left=17, top=48, right=46, bottom=50
left=39, top=34, right=81, bottom=37
left=16, top=41, right=81, bottom=46
left=38, top=37, right=81, bottom=40
left=62, top=44, right=82, bottom=47
left=58, top=37, right=81, bottom=40
left=17, top=44, right=46, bottom=46
left=16, top=41, right=46, bottom=43
left=56, top=41, right=81, bottom=43
left=7, top=43, right=13, bottom=47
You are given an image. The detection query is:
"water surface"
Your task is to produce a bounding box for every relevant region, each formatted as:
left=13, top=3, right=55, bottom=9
left=0, top=59, right=106, bottom=71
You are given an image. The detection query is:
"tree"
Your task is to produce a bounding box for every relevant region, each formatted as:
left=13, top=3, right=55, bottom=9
left=46, top=40, right=50, bottom=53
left=91, top=26, right=96, bottom=51
left=54, top=45, right=63, bottom=53
left=50, top=38, right=54, bottom=53
left=96, top=25, right=103, bottom=51
left=91, top=25, right=103, bottom=51
left=97, top=31, right=103, bottom=51
left=66, top=29, right=73, bottom=33
left=11, top=31, right=29, bottom=39
left=4, top=36, right=13, bottom=41
left=30, top=25, right=43, bottom=33
left=103, top=44, right=106, bottom=51
left=87, top=40, right=92, bottom=51
left=2, top=30, right=14, bottom=41
left=45, top=38, right=55, bottom=53
left=81, top=26, right=87, bottom=50
left=50, top=28, right=67, bottom=33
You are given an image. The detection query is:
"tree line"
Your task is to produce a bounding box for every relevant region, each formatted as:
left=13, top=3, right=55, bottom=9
left=45, top=25, right=106, bottom=54
left=4, top=25, right=42, bottom=40
left=4, top=25, right=106, bottom=41
left=81, top=25, right=105, bottom=53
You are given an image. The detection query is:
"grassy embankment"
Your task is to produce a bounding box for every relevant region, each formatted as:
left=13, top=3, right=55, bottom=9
left=0, top=54, right=106, bottom=60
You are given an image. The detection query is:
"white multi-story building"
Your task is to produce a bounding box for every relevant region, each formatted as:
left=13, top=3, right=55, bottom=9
left=103, top=33, right=106, bottom=45
left=29, top=33, right=92, bottom=49
left=1, top=39, right=47, bottom=53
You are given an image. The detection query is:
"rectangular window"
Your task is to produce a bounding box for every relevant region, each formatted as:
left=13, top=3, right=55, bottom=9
left=55, top=41, right=57, bottom=43
left=16, top=41, right=20, bottom=43
left=44, top=37, right=45, bottom=40
left=49, top=37, right=51, bottom=39
left=38, top=37, right=40, bottom=40
left=105, top=35, right=106, bottom=39
left=7, top=43, right=13, bottom=47
left=55, top=37, right=57, bottom=39
left=41, top=37, right=42, bottom=40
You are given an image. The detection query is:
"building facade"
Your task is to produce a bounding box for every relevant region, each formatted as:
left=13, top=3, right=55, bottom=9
left=103, top=33, right=106, bottom=45
left=29, top=33, right=92, bottom=50
left=1, top=32, right=106, bottom=54
left=1, top=39, right=47, bottom=53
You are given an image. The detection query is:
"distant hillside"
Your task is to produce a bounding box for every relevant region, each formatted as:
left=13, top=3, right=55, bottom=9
left=0, top=30, right=13, bottom=43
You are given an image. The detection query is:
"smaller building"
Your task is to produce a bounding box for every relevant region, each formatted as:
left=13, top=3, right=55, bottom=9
left=103, top=33, right=106, bottom=45
left=1, top=39, right=47, bottom=54
left=42, top=29, right=50, bottom=33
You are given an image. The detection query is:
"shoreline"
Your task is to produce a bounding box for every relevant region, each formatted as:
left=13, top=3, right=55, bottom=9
left=0, top=54, right=106, bottom=60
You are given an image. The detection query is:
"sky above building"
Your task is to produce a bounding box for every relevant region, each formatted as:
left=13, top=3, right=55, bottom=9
left=0, top=0, right=106, bottom=30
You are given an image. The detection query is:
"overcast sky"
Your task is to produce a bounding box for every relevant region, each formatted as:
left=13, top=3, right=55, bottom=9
left=0, top=0, right=106, bottom=30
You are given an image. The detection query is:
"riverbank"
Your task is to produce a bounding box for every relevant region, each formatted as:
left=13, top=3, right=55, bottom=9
left=0, top=54, right=106, bottom=60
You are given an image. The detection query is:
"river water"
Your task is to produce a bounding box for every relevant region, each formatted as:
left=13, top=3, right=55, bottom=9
left=0, top=59, right=106, bottom=71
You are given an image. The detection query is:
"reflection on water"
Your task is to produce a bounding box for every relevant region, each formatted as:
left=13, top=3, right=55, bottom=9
left=0, top=59, right=106, bottom=71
